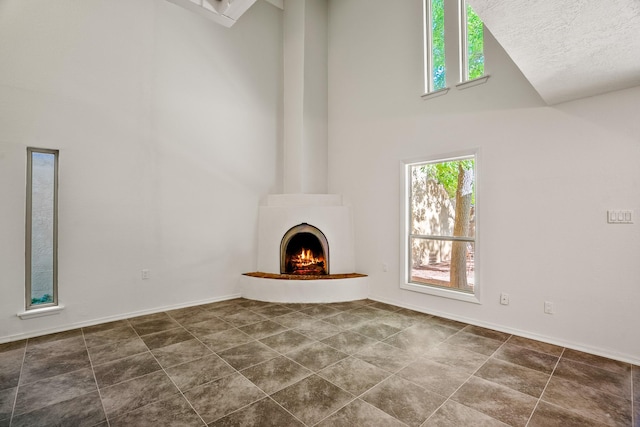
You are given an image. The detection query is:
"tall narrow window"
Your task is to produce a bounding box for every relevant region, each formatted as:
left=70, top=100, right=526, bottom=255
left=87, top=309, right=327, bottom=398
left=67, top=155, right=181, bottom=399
left=402, top=153, right=478, bottom=302
left=425, top=0, right=446, bottom=92
left=460, top=1, right=484, bottom=81
left=26, top=148, right=58, bottom=309
left=424, top=0, right=487, bottom=96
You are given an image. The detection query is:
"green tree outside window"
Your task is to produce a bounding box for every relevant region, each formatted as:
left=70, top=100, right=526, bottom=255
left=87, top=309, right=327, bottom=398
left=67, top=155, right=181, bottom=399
left=466, top=3, right=484, bottom=80
left=431, top=0, right=446, bottom=90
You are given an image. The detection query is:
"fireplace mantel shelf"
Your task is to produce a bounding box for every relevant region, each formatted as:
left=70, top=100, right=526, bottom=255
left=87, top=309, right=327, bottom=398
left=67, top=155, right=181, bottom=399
left=243, top=272, right=367, bottom=280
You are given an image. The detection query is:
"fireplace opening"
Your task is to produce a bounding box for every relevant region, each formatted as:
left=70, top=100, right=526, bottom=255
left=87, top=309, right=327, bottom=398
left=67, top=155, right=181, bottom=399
left=280, top=223, right=329, bottom=275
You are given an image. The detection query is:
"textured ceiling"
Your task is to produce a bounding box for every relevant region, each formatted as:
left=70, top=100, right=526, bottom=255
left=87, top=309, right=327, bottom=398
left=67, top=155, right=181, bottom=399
left=469, top=0, right=640, bottom=104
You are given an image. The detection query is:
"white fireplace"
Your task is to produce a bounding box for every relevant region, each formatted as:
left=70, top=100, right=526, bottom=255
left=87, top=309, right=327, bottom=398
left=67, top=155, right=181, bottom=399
left=238, top=3, right=369, bottom=301
left=257, top=194, right=355, bottom=274
left=240, top=194, right=369, bottom=302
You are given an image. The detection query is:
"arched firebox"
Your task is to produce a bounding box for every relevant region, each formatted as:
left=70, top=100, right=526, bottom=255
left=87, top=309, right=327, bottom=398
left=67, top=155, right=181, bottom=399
left=280, top=223, right=329, bottom=275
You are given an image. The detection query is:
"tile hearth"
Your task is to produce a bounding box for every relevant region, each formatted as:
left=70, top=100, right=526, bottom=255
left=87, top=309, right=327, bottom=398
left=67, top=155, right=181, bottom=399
left=0, top=299, right=637, bottom=426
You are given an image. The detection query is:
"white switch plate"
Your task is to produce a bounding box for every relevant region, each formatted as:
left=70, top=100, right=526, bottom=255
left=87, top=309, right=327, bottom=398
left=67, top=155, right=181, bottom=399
left=607, top=210, right=633, bottom=224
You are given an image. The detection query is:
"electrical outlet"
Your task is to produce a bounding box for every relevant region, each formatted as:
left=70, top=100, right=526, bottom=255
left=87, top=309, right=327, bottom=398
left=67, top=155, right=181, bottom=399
left=141, top=269, right=150, bottom=280
left=544, top=301, right=553, bottom=314
left=500, top=293, right=509, bottom=305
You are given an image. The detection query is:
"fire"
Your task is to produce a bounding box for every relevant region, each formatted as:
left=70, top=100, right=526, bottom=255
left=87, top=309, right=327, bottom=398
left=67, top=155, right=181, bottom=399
left=288, top=247, right=325, bottom=274
left=292, top=248, right=322, bottom=266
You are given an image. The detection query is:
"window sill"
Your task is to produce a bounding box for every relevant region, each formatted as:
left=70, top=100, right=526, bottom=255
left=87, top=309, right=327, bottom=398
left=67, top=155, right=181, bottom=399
left=17, top=305, right=65, bottom=320
left=421, top=87, right=450, bottom=100
left=401, top=282, right=480, bottom=304
left=456, top=75, right=490, bottom=90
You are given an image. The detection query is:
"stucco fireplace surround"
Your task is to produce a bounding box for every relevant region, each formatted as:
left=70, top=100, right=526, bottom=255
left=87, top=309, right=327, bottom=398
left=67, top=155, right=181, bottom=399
left=240, top=194, right=369, bottom=302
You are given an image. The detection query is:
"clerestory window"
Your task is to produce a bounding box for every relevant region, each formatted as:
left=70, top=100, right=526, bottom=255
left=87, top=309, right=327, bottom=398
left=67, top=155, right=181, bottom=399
left=460, top=1, right=484, bottom=82
left=425, top=0, right=447, bottom=92
left=423, top=0, right=487, bottom=96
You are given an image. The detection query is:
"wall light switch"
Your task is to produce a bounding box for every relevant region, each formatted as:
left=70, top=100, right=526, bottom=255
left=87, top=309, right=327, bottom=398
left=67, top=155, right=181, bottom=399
left=608, top=210, right=634, bottom=224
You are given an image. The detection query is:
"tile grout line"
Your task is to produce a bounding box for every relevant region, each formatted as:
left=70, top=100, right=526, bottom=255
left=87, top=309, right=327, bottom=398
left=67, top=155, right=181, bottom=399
left=308, top=397, right=366, bottom=427
left=312, top=316, right=468, bottom=426
left=94, top=320, right=166, bottom=424
left=524, top=347, right=565, bottom=427
left=203, top=302, right=323, bottom=426
left=531, top=350, right=635, bottom=424
left=241, top=303, right=406, bottom=426
left=631, top=367, right=635, bottom=427
left=235, top=307, right=318, bottom=426
left=143, top=313, right=218, bottom=427
left=420, top=334, right=513, bottom=426
left=307, top=355, right=396, bottom=426
left=172, top=302, right=321, bottom=425
left=209, top=359, right=307, bottom=427
left=96, top=314, right=213, bottom=425
left=312, top=366, right=401, bottom=427
left=7, top=341, right=28, bottom=427
left=81, top=328, right=112, bottom=427
left=10, top=299, right=631, bottom=426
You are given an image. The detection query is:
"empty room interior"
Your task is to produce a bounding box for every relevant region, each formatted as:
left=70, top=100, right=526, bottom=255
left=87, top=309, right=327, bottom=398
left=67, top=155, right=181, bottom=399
left=1, top=0, right=639, bottom=426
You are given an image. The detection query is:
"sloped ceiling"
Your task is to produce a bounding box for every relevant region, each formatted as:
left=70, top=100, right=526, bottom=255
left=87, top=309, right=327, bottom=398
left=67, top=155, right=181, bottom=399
left=165, top=0, right=283, bottom=27
left=469, top=0, right=640, bottom=104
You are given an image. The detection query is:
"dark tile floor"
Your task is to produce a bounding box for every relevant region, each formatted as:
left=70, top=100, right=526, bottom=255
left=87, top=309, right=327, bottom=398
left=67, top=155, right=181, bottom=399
left=0, top=298, right=637, bottom=426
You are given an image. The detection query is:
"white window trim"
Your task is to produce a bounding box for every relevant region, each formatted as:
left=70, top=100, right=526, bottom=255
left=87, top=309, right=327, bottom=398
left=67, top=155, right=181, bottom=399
left=400, top=149, right=481, bottom=304
left=18, top=305, right=65, bottom=320
left=456, top=75, right=490, bottom=90
left=25, top=147, right=59, bottom=311
left=459, top=0, right=471, bottom=82
left=423, top=0, right=449, bottom=94
left=421, top=87, right=450, bottom=100
left=458, top=0, right=488, bottom=85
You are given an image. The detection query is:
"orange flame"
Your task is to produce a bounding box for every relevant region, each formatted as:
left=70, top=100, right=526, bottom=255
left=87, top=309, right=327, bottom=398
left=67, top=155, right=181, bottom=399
left=291, top=248, right=323, bottom=267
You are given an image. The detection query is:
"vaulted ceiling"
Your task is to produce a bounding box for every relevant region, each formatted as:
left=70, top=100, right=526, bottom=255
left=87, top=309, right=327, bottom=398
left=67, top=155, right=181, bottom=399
left=168, top=0, right=640, bottom=105
left=468, top=0, right=640, bottom=104
left=165, top=0, right=282, bottom=27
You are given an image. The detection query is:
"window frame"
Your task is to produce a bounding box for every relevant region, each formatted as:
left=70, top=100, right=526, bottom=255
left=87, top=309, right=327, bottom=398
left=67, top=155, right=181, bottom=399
left=423, top=0, right=489, bottom=98
left=25, top=147, right=59, bottom=311
left=400, top=150, right=480, bottom=304
left=423, top=0, right=448, bottom=95
left=458, top=0, right=486, bottom=84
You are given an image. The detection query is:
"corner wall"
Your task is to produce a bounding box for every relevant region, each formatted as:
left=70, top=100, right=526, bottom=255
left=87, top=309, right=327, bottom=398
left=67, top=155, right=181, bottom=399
left=0, top=0, right=282, bottom=341
left=328, top=0, right=640, bottom=363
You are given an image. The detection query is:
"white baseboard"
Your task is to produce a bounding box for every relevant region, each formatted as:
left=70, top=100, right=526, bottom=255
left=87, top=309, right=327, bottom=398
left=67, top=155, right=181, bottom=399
left=5, top=292, right=636, bottom=366
left=368, top=294, right=640, bottom=366
left=0, top=294, right=242, bottom=344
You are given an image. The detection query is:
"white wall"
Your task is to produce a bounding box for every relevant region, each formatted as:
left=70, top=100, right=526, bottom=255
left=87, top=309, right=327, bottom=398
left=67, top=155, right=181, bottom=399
left=328, top=0, right=640, bottom=363
left=0, top=0, right=282, bottom=341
